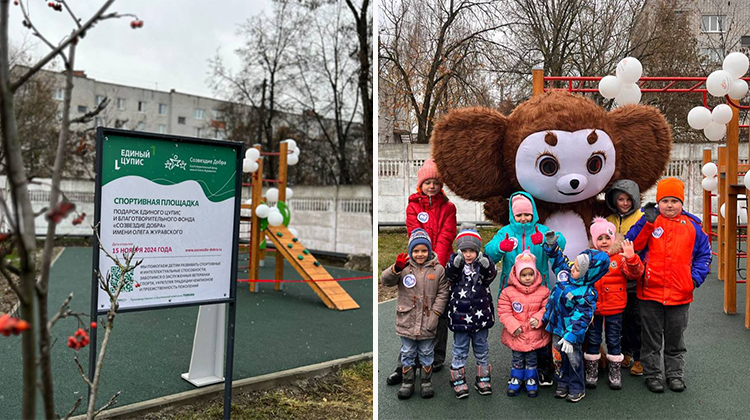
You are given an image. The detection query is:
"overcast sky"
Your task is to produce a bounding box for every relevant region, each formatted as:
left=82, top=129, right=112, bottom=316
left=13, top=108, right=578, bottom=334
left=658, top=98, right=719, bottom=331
left=9, top=0, right=274, bottom=98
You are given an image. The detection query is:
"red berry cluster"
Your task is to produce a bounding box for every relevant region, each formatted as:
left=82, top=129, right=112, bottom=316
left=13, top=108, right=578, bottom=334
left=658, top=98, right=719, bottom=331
left=47, top=1, right=62, bottom=12
left=130, top=20, right=144, bottom=29
left=0, top=232, right=9, bottom=242
left=67, top=328, right=90, bottom=350
left=14, top=1, right=19, bottom=6
left=0, top=314, right=31, bottom=337
left=45, top=201, right=75, bottom=224
left=72, top=212, right=86, bottom=226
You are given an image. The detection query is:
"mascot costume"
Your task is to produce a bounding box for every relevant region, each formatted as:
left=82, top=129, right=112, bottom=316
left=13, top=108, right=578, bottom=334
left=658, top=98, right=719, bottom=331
left=431, top=90, right=672, bottom=258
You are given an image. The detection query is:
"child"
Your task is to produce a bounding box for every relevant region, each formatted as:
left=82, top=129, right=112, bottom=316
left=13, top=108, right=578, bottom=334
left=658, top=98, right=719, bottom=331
left=627, top=178, right=711, bottom=393
left=445, top=226, right=497, bottom=398
left=583, top=218, right=644, bottom=390
left=381, top=229, right=450, bottom=399
left=605, top=180, right=645, bottom=376
left=497, top=251, right=551, bottom=398
left=542, top=231, right=610, bottom=403
left=486, top=191, right=566, bottom=387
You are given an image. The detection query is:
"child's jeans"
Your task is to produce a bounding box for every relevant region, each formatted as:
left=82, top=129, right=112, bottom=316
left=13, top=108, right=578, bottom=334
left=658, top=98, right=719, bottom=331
left=585, top=313, right=623, bottom=355
left=639, top=300, right=690, bottom=380
left=621, top=290, right=642, bottom=360
left=553, top=334, right=584, bottom=394
left=451, top=329, right=489, bottom=369
left=511, top=349, right=538, bottom=369
left=400, top=337, right=434, bottom=367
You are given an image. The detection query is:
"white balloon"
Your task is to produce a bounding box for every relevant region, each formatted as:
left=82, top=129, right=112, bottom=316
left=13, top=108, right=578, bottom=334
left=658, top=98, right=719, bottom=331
left=289, top=227, right=299, bottom=238
left=242, top=159, right=252, bottom=173
left=745, top=173, right=750, bottom=190
left=702, top=176, right=718, bottom=192
left=255, top=204, right=270, bottom=218
left=616, top=57, right=643, bottom=84
left=293, top=147, right=300, bottom=156
left=712, top=104, right=733, bottom=124
left=598, top=75, right=622, bottom=99
left=247, top=161, right=259, bottom=173
left=267, top=211, right=284, bottom=226
left=615, top=83, right=641, bottom=105
left=719, top=196, right=748, bottom=223
left=702, top=162, right=718, bottom=177
left=723, top=52, right=750, bottom=79
left=287, top=154, right=299, bottom=166
left=687, top=106, right=712, bottom=129
left=704, top=121, right=727, bottom=140
left=285, top=187, right=294, bottom=199
left=283, top=139, right=297, bottom=150
left=245, top=198, right=253, bottom=204
left=721, top=203, right=725, bottom=218
left=266, top=188, right=279, bottom=202
left=706, top=70, right=733, bottom=97
left=728, top=79, right=748, bottom=100
left=245, top=148, right=260, bottom=161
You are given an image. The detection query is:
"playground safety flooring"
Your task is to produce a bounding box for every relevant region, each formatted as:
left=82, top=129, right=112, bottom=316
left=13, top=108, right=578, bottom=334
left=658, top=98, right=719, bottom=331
left=0, top=247, right=372, bottom=418
left=378, top=258, right=750, bottom=419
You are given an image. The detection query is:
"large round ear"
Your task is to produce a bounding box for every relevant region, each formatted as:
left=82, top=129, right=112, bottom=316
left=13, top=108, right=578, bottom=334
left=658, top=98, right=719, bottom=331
left=431, top=107, right=508, bottom=201
left=608, top=105, right=672, bottom=194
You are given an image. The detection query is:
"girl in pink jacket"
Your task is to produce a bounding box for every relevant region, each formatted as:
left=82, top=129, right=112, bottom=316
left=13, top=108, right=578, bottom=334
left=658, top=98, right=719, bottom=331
left=498, top=251, right=551, bottom=398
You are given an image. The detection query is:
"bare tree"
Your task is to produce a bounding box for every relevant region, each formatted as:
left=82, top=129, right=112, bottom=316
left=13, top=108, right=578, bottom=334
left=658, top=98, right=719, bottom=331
left=345, top=0, right=372, bottom=157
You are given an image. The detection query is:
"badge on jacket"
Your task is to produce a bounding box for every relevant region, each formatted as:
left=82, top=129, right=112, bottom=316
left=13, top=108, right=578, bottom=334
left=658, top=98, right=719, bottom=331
left=652, top=227, right=664, bottom=238
left=509, top=237, right=518, bottom=250
left=512, top=301, right=523, bottom=313
left=403, top=274, right=417, bottom=288
left=558, top=271, right=569, bottom=282
left=417, top=212, right=429, bottom=223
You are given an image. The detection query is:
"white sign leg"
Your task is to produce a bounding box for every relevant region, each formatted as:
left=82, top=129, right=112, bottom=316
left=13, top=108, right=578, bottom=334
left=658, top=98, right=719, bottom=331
left=181, top=303, right=226, bottom=387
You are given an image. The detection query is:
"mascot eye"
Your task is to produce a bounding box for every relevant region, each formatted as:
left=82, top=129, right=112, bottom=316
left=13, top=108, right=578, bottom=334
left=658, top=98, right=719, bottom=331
left=538, top=155, right=559, bottom=177
left=587, top=153, right=605, bottom=174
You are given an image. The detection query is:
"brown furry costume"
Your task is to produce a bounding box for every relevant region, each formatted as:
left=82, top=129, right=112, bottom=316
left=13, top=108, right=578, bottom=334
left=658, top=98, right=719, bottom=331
left=431, top=90, right=671, bottom=258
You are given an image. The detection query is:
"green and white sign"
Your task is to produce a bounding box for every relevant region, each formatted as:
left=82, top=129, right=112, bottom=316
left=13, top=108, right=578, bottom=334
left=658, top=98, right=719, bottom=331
left=95, top=130, right=240, bottom=312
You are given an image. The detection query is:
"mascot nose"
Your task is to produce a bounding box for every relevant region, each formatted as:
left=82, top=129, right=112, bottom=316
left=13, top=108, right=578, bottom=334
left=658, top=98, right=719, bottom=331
left=556, top=174, right=588, bottom=194
left=570, top=179, right=579, bottom=189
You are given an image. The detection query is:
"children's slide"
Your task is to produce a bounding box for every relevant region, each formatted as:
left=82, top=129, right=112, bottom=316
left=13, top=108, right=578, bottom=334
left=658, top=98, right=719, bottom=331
left=265, top=225, right=360, bottom=310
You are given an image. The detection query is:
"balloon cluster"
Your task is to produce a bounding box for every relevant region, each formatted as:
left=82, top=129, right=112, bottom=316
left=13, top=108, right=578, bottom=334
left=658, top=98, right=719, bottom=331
left=688, top=52, right=750, bottom=141
left=701, top=162, right=718, bottom=192
left=719, top=194, right=748, bottom=224
left=283, top=139, right=301, bottom=166
left=598, top=57, right=643, bottom=105
left=242, top=148, right=261, bottom=174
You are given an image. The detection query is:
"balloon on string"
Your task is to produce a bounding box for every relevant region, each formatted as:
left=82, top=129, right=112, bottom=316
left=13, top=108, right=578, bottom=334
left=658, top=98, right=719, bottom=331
left=745, top=173, right=750, bottom=190
left=283, top=139, right=297, bottom=150
left=287, top=154, right=299, bottom=166
left=722, top=52, right=750, bottom=79
left=704, top=121, right=727, bottom=140
left=616, top=57, right=643, bottom=84
left=267, top=211, right=284, bottom=226
left=701, top=162, right=718, bottom=178
left=286, top=187, right=294, bottom=199
left=687, top=106, right=712, bottom=129
left=728, top=79, right=748, bottom=100
left=706, top=70, right=733, bottom=97
left=720, top=196, right=748, bottom=224
left=245, top=148, right=260, bottom=161
left=598, top=75, right=621, bottom=99
left=701, top=176, right=718, bottom=192
left=266, top=188, right=279, bottom=202
left=614, top=83, right=641, bottom=105
left=711, top=104, right=733, bottom=124
left=293, top=147, right=300, bottom=156
left=242, top=159, right=259, bottom=173
left=255, top=204, right=271, bottom=218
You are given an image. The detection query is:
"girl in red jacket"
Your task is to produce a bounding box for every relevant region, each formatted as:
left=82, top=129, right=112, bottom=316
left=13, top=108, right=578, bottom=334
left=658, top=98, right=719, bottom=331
left=584, top=218, right=644, bottom=390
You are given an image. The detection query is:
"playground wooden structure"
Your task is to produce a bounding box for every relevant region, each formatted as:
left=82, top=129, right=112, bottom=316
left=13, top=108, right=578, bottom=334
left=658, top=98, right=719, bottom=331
left=240, top=142, right=359, bottom=311
left=532, top=67, right=750, bottom=329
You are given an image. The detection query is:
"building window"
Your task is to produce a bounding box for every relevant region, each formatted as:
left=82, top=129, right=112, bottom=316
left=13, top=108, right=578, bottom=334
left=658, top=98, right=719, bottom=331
left=53, top=88, right=64, bottom=101
left=95, top=95, right=105, bottom=106
left=136, top=121, right=145, bottom=131
left=138, top=101, right=147, bottom=113
left=178, top=116, right=186, bottom=125
left=77, top=105, right=88, bottom=113
left=742, top=36, right=750, bottom=49
left=212, top=109, right=223, bottom=120
left=700, top=48, right=724, bottom=62
left=701, top=15, right=726, bottom=33
left=195, top=127, right=202, bottom=137
left=158, top=124, right=167, bottom=134
left=158, top=103, right=168, bottom=115
left=117, top=97, right=126, bottom=110
left=194, top=108, right=205, bottom=120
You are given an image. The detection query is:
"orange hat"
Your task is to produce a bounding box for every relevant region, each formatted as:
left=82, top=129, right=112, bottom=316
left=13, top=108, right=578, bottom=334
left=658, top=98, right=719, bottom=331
left=656, top=177, right=684, bottom=203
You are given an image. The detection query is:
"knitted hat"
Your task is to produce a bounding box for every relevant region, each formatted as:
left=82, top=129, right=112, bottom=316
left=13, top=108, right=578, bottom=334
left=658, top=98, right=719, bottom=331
left=514, top=250, right=537, bottom=278
left=455, top=224, right=482, bottom=252
left=512, top=194, right=533, bottom=216
left=576, top=253, right=591, bottom=277
left=408, top=228, right=432, bottom=257
left=417, top=159, right=440, bottom=190
left=656, top=177, right=684, bottom=203
left=590, top=217, right=616, bottom=244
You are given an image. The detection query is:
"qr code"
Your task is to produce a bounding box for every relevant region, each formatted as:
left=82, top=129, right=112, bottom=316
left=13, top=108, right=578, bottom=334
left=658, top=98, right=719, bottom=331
left=109, top=265, right=134, bottom=294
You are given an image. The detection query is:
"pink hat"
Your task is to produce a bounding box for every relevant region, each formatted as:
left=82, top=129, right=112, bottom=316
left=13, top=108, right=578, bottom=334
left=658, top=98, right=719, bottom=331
left=590, top=217, right=616, bottom=244
left=417, top=159, right=440, bottom=190
left=512, top=195, right=533, bottom=216
left=514, top=250, right=538, bottom=278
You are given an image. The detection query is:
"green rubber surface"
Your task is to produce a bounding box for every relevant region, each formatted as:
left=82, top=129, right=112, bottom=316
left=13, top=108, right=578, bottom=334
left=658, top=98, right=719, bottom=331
left=378, top=257, right=750, bottom=419
left=0, top=247, right=372, bottom=418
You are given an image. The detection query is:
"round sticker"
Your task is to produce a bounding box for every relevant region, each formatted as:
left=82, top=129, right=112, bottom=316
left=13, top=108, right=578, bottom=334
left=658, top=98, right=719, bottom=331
left=557, top=271, right=569, bottom=282
left=512, top=301, right=523, bottom=313
left=417, top=212, right=429, bottom=223
left=403, top=274, right=417, bottom=288
left=610, top=261, right=618, bottom=269
left=652, top=227, right=664, bottom=238
left=509, top=237, right=519, bottom=250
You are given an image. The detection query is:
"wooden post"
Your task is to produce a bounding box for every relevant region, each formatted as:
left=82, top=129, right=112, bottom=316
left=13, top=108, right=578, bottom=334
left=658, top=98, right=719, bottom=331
left=274, top=142, right=289, bottom=291
left=718, top=146, right=726, bottom=282
left=746, top=121, right=750, bottom=328
left=702, top=148, right=713, bottom=237
left=532, top=65, right=544, bottom=97
left=249, top=146, right=263, bottom=293
left=724, top=105, right=739, bottom=315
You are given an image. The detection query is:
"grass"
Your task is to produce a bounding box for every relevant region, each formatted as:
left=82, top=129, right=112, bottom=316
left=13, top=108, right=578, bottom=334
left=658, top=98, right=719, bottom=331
left=377, top=227, right=501, bottom=302
left=145, top=361, right=373, bottom=420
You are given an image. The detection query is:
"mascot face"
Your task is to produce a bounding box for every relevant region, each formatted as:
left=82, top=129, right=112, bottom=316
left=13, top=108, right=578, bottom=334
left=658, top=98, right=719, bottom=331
left=515, top=129, right=616, bottom=203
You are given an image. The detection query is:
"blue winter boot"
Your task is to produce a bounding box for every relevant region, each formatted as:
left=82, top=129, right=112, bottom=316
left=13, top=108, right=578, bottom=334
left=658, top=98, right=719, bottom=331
left=507, top=368, right=524, bottom=397
left=525, top=368, right=539, bottom=398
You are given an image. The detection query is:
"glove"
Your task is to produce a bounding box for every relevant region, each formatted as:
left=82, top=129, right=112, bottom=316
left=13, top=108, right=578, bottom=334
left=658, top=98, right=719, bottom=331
left=452, top=252, right=465, bottom=268
left=558, top=337, right=574, bottom=355
left=545, top=230, right=558, bottom=247
left=394, top=253, right=409, bottom=272
left=477, top=252, right=490, bottom=270
left=643, top=202, right=659, bottom=223
left=499, top=233, right=514, bottom=252
left=531, top=226, right=543, bottom=245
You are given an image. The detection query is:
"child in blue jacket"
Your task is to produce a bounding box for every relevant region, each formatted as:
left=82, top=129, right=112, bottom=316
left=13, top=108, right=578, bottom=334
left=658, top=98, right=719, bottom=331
left=542, top=231, right=610, bottom=403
